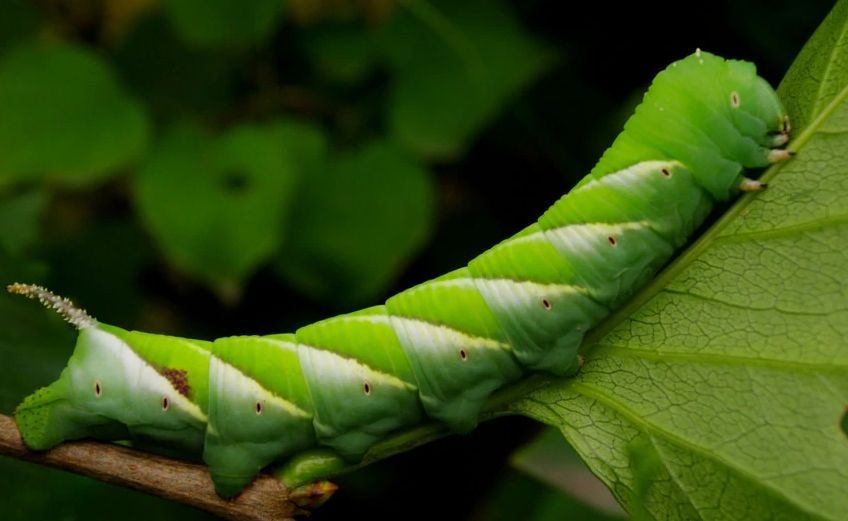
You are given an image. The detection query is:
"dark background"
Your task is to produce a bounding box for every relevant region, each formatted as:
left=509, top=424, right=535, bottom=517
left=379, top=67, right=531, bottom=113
left=0, top=1, right=833, bottom=520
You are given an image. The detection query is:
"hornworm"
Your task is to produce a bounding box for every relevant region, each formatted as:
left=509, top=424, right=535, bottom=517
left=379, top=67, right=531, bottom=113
left=10, top=50, right=791, bottom=498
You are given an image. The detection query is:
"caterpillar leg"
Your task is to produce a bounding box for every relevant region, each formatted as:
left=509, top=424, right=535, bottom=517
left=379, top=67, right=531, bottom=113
left=274, top=449, right=349, bottom=488
left=739, top=178, right=768, bottom=192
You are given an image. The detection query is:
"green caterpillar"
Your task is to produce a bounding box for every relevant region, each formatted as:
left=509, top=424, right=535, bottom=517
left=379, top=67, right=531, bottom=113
left=10, top=50, right=792, bottom=498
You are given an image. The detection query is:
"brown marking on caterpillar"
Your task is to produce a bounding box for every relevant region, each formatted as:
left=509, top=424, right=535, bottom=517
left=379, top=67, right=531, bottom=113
left=660, top=167, right=672, bottom=178
left=255, top=401, right=263, bottom=415
left=607, top=235, right=617, bottom=247
left=541, top=298, right=552, bottom=310
left=363, top=381, right=371, bottom=395
left=160, top=368, right=191, bottom=398
left=459, top=349, right=469, bottom=361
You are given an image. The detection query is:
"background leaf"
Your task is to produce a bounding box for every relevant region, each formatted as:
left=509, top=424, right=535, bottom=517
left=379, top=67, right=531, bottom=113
left=378, top=0, right=556, bottom=160
left=135, top=121, right=302, bottom=289
left=0, top=189, right=43, bottom=254
left=275, top=139, right=435, bottom=305
left=509, top=427, right=625, bottom=518
left=162, top=0, right=285, bottom=49
left=508, top=2, right=848, bottom=519
left=0, top=42, right=149, bottom=184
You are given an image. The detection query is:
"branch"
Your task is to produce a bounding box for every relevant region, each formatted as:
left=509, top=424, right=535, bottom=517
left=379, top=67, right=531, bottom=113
left=0, top=414, right=321, bottom=521
left=0, top=376, right=551, bottom=518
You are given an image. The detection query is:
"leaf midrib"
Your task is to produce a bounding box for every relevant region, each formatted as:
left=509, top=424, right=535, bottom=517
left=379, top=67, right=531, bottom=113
left=590, top=343, right=848, bottom=373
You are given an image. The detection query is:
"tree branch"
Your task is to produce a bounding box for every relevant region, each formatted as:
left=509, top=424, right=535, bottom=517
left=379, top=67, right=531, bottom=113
left=0, top=376, right=550, bottom=518
left=0, top=414, right=315, bottom=521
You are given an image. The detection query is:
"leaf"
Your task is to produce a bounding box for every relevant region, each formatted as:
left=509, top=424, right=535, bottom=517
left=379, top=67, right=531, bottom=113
left=506, top=1, right=848, bottom=519
left=162, top=0, right=285, bottom=49
left=0, top=189, right=44, bottom=254
left=510, top=428, right=625, bottom=518
left=378, top=0, right=555, bottom=160
left=134, top=121, right=303, bottom=289
left=301, top=22, right=380, bottom=83
left=0, top=42, right=149, bottom=185
left=480, top=470, right=623, bottom=521
left=114, top=15, right=236, bottom=117
left=275, top=139, right=435, bottom=305
left=0, top=0, right=40, bottom=48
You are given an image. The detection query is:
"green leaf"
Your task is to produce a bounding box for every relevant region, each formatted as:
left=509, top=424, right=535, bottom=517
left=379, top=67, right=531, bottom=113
left=507, top=2, right=848, bottom=519
left=0, top=0, right=40, bottom=48
left=510, top=428, right=625, bottom=518
left=162, top=0, right=285, bottom=49
left=134, top=121, right=302, bottom=289
left=0, top=42, right=149, bottom=185
left=275, top=139, right=435, bottom=305
left=0, top=189, right=44, bottom=254
left=301, top=22, right=380, bottom=83
left=480, top=470, right=623, bottom=521
left=114, top=15, right=236, bottom=117
left=378, top=0, right=555, bottom=160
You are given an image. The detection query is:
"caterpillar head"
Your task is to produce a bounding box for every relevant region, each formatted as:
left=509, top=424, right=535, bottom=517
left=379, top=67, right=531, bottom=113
left=11, top=284, right=206, bottom=452
left=723, top=58, right=790, bottom=148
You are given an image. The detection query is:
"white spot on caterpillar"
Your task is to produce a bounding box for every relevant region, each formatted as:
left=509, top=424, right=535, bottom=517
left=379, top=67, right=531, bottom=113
left=94, top=380, right=102, bottom=397
left=730, top=91, right=740, bottom=108
left=695, top=48, right=702, bottom=57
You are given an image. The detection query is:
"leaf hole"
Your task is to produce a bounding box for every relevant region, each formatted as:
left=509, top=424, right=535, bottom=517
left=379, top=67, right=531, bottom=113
left=222, top=170, right=250, bottom=194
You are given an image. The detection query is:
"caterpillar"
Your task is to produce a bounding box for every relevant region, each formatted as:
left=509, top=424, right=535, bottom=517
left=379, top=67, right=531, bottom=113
left=9, top=50, right=791, bottom=499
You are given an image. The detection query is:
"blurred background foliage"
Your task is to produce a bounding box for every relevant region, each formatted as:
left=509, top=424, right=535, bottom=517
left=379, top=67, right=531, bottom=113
left=0, top=0, right=835, bottom=519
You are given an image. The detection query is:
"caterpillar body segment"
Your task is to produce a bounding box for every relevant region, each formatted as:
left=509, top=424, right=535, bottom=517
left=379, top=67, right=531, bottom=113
left=11, top=50, right=791, bottom=497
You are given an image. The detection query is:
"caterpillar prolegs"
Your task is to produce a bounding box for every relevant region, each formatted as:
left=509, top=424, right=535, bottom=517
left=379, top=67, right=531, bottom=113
left=10, top=50, right=792, bottom=498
